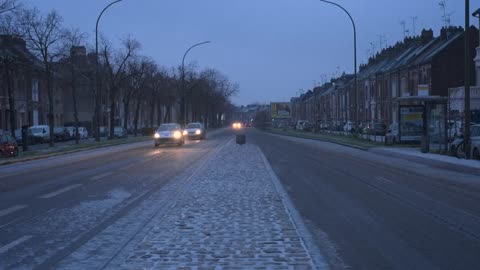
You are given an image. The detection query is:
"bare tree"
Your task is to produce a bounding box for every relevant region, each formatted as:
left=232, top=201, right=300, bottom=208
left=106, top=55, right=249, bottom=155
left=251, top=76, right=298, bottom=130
left=122, top=57, right=152, bottom=131
left=101, top=36, right=140, bottom=139
left=20, top=8, right=68, bottom=146
left=0, top=11, right=23, bottom=133
left=0, top=0, right=20, bottom=15
left=64, top=28, right=87, bottom=144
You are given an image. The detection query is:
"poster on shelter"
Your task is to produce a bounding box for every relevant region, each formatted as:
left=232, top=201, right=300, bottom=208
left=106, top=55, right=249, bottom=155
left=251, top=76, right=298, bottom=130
left=271, top=102, right=291, bottom=118
left=400, top=106, right=423, bottom=141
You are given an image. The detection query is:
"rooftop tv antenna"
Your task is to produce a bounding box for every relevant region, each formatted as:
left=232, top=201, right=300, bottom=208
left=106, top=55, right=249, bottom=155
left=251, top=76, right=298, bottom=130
left=410, top=16, right=418, bottom=36
left=439, top=1, right=450, bottom=28
left=400, top=20, right=410, bottom=38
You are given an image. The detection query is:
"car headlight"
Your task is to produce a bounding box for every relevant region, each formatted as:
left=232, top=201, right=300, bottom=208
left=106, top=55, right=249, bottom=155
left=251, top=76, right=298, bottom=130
left=173, top=131, right=182, bottom=139
left=195, top=129, right=201, bottom=135
left=154, top=133, right=160, bottom=139
left=183, top=130, right=188, bottom=136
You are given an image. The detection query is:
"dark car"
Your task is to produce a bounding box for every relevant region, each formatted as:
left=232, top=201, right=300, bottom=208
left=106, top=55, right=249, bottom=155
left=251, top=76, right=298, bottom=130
left=0, top=130, right=19, bottom=158
left=53, top=127, right=71, bottom=142
left=363, top=122, right=387, bottom=136
left=14, top=129, right=35, bottom=146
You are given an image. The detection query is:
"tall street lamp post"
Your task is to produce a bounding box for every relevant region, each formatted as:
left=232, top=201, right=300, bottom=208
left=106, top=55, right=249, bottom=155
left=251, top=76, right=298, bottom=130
left=94, top=0, right=123, bottom=142
left=319, top=0, right=358, bottom=130
left=181, top=41, right=211, bottom=126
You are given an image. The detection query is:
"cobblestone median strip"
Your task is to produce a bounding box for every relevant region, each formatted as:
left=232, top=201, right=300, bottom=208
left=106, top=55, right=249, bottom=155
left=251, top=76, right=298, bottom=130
left=120, top=142, right=326, bottom=270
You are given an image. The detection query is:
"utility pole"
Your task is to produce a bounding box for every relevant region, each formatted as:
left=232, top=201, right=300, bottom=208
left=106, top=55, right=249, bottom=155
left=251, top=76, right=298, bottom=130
left=464, top=0, right=471, bottom=159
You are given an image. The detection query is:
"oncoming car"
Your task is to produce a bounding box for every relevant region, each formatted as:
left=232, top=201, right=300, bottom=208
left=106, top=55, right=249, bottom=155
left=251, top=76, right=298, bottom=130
left=154, top=123, right=185, bottom=147
left=184, top=122, right=206, bottom=140
left=232, top=122, right=242, bottom=129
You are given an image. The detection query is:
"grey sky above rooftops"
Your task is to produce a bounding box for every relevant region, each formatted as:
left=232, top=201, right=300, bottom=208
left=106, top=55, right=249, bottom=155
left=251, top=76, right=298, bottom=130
left=23, top=0, right=476, bottom=105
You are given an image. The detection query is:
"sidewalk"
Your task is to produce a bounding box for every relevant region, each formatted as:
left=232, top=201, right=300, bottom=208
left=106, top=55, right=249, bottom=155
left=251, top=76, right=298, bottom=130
left=116, top=141, right=325, bottom=270
left=370, top=147, right=480, bottom=174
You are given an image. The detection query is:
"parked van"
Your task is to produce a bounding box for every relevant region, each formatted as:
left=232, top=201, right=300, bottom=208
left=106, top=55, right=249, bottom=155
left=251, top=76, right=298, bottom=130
left=29, top=125, right=50, bottom=143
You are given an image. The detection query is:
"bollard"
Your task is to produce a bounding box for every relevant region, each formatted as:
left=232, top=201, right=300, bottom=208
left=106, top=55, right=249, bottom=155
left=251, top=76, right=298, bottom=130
left=236, top=134, right=246, bottom=145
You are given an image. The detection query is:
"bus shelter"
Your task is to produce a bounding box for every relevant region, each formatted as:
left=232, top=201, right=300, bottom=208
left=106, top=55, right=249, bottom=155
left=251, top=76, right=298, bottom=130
left=396, top=96, right=448, bottom=153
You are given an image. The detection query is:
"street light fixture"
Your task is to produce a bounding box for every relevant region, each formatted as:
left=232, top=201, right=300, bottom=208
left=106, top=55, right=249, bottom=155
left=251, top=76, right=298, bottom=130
left=94, top=0, right=123, bottom=142
left=318, top=0, right=358, bottom=131
left=181, top=41, right=211, bottom=127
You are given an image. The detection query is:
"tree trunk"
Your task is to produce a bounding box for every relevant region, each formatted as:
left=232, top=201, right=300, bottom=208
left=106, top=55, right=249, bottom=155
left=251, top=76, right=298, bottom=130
left=108, top=86, right=117, bottom=140
left=163, top=103, right=170, bottom=123
left=46, top=68, right=54, bottom=147
left=5, top=65, right=16, bottom=133
left=149, top=100, right=155, bottom=128
left=133, top=98, right=141, bottom=136
left=123, top=97, right=130, bottom=131
left=71, top=62, right=80, bottom=144
left=157, top=101, right=162, bottom=126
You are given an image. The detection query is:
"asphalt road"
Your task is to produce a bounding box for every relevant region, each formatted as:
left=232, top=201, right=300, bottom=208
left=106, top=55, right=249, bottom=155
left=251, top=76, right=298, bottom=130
left=247, top=128, right=480, bottom=270
left=0, top=128, right=232, bottom=270
left=2, top=127, right=480, bottom=270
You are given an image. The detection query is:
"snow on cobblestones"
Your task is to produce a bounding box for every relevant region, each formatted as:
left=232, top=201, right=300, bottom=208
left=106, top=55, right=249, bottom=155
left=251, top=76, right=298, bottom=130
left=119, top=142, right=318, bottom=270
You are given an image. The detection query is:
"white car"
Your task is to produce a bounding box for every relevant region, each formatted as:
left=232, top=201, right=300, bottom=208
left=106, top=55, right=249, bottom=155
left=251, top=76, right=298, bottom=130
left=66, top=127, right=89, bottom=139
left=450, top=124, right=480, bottom=160
left=29, top=125, right=50, bottom=143
left=154, top=123, right=185, bottom=147
left=184, top=122, right=206, bottom=140
left=343, top=121, right=353, bottom=132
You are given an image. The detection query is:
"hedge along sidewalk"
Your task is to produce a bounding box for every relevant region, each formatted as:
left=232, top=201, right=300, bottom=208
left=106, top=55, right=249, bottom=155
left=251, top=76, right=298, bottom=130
left=266, top=128, right=388, bottom=150
left=0, top=136, right=151, bottom=166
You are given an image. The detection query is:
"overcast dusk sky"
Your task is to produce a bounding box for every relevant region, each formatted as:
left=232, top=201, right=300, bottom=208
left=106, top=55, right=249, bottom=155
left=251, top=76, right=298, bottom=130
left=23, top=0, right=478, bottom=105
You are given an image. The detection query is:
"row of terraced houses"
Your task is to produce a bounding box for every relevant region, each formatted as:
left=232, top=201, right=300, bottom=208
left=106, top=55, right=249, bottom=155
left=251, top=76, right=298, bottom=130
left=290, top=26, right=480, bottom=131
left=0, top=35, right=180, bottom=134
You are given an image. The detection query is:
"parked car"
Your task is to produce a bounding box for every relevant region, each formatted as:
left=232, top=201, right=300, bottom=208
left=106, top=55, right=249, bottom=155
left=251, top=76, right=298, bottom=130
left=114, top=126, right=128, bottom=138
left=66, top=127, right=89, bottom=140
left=343, top=121, right=354, bottom=132
left=154, top=123, right=185, bottom=147
left=386, top=123, right=399, bottom=144
left=0, top=130, right=19, bottom=158
left=54, top=127, right=71, bottom=142
left=14, top=129, right=35, bottom=146
left=184, top=122, right=206, bottom=140
left=29, top=125, right=50, bottom=143
left=451, top=124, right=480, bottom=160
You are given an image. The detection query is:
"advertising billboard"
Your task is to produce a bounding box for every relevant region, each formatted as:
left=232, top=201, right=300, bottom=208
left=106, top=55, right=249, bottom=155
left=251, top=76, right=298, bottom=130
left=271, top=102, right=291, bottom=118
left=399, top=106, right=423, bottom=141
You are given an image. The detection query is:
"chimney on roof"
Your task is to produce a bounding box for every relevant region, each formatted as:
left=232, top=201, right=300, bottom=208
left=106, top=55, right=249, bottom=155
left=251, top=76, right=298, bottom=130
left=420, top=29, right=434, bottom=44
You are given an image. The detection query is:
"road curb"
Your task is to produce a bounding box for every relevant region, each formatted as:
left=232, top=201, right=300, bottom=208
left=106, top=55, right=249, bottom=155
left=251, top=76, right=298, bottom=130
left=0, top=138, right=151, bottom=167
left=266, top=130, right=370, bottom=151
left=370, top=148, right=480, bottom=175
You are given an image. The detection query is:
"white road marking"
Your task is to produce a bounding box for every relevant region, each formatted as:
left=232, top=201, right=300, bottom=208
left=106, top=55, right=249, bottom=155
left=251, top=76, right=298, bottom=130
left=0, top=205, right=27, bottom=218
left=0, top=235, right=33, bottom=254
left=90, top=172, right=113, bottom=181
left=38, top=184, right=82, bottom=199
left=376, top=176, right=393, bottom=183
